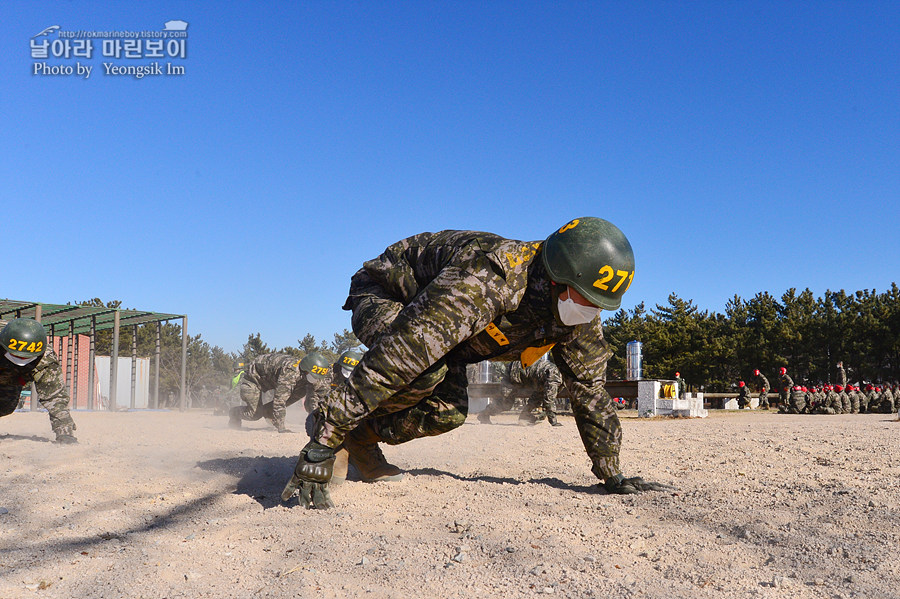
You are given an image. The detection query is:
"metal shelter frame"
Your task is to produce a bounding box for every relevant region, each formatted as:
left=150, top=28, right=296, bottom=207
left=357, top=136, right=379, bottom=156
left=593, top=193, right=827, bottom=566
left=0, top=299, right=188, bottom=411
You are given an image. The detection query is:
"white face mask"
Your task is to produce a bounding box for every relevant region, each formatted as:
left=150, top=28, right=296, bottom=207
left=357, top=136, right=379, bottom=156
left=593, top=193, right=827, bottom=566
left=306, top=373, right=319, bottom=384
left=557, top=296, right=601, bottom=326
left=341, top=366, right=354, bottom=379
left=5, top=351, right=38, bottom=366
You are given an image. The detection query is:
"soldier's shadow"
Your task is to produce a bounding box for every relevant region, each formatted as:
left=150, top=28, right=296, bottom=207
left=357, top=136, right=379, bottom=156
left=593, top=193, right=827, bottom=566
left=406, top=467, right=601, bottom=494
left=0, top=433, right=52, bottom=443
left=196, top=455, right=295, bottom=508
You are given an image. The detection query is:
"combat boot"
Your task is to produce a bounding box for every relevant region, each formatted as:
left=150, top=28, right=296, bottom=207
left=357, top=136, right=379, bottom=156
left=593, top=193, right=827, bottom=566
left=344, top=421, right=404, bottom=482
left=548, top=414, right=563, bottom=427
left=228, top=406, right=243, bottom=430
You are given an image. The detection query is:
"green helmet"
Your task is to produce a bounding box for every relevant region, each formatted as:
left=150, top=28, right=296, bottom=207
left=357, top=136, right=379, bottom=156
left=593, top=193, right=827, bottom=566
left=299, top=351, right=330, bottom=380
left=233, top=360, right=245, bottom=372
left=541, top=217, right=635, bottom=311
left=1, top=318, right=48, bottom=360
left=338, top=349, right=363, bottom=370
left=337, top=349, right=363, bottom=376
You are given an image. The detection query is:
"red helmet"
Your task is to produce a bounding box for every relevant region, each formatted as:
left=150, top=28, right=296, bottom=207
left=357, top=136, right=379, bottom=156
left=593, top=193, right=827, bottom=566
left=739, top=381, right=745, bottom=387
left=801, top=386, right=808, bottom=392
left=780, top=367, right=787, bottom=375
left=792, top=385, right=801, bottom=391
left=675, top=372, right=680, bottom=377
left=835, top=385, right=843, bottom=392
left=753, top=369, right=760, bottom=376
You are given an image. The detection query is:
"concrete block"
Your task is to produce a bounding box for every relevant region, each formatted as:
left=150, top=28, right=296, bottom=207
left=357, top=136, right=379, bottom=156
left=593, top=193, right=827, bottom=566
left=637, top=380, right=662, bottom=417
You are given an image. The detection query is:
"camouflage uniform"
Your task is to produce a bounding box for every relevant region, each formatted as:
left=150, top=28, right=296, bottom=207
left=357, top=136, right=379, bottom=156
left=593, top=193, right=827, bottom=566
left=837, top=387, right=851, bottom=414
left=756, top=373, right=770, bottom=409
left=317, top=230, right=622, bottom=481
left=737, top=384, right=751, bottom=409
left=860, top=386, right=873, bottom=413
left=804, top=388, right=816, bottom=411
left=238, top=353, right=329, bottom=431
left=779, top=372, right=794, bottom=408
left=847, top=386, right=860, bottom=414
left=880, top=386, right=896, bottom=413
left=814, top=387, right=841, bottom=414
left=482, top=359, right=563, bottom=425
left=780, top=386, right=806, bottom=414
left=0, top=348, right=76, bottom=437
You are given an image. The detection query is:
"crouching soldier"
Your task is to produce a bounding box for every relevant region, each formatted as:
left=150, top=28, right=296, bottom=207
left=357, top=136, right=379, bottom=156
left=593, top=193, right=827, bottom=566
left=282, top=217, right=676, bottom=509
left=229, top=352, right=330, bottom=433
left=736, top=381, right=751, bottom=409
left=0, top=319, right=78, bottom=443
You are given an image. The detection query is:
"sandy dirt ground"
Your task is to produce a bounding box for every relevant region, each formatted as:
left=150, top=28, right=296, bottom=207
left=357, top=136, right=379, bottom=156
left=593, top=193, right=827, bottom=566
left=2, top=405, right=899, bottom=599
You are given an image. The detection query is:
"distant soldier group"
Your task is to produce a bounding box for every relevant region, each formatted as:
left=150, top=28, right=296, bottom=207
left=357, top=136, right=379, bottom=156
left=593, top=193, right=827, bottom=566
left=774, top=362, right=898, bottom=415
left=730, top=362, right=897, bottom=415
left=228, top=349, right=364, bottom=433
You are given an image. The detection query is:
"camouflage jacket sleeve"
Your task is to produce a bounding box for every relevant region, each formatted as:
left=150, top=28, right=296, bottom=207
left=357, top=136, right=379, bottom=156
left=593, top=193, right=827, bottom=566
left=551, top=319, right=620, bottom=481
left=30, top=350, right=75, bottom=432
left=345, top=233, right=534, bottom=416
left=530, top=361, right=561, bottom=401
left=310, top=377, right=330, bottom=407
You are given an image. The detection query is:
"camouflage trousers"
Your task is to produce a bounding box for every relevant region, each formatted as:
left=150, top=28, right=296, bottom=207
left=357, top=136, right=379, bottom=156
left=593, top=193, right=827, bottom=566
left=316, top=272, right=470, bottom=447
left=0, top=386, right=76, bottom=436
left=238, top=376, right=285, bottom=430
left=781, top=394, right=807, bottom=414
left=758, top=390, right=769, bottom=408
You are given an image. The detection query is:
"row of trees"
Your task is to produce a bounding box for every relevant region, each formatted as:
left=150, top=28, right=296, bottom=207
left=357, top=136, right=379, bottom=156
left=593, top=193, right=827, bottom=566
left=75, top=283, right=900, bottom=403
left=76, top=299, right=361, bottom=406
left=603, top=284, right=900, bottom=392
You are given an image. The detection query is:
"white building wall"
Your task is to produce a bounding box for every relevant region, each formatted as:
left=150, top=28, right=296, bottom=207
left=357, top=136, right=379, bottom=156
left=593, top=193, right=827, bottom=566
left=94, top=356, right=151, bottom=409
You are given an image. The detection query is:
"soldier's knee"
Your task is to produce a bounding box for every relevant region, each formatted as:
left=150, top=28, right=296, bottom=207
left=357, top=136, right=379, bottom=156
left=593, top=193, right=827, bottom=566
left=409, top=361, right=448, bottom=392
left=439, top=408, right=468, bottom=433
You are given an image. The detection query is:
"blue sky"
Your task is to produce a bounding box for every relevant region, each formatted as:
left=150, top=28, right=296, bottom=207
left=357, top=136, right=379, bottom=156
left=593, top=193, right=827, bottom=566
left=3, top=1, right=899, bottom=354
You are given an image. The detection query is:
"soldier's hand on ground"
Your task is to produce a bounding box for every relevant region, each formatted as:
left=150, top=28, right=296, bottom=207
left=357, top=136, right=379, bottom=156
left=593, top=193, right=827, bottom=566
left=299, top=481, right=333, bottom=509
left=603, top=474, right=677, bottom=495
left=281, top=441, right=336, bottom=509
left=55, top=434, right=78, bottom=444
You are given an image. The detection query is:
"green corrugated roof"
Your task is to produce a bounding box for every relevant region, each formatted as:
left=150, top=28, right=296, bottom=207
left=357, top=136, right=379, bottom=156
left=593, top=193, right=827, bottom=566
left=0, top=299, right=184, bottom=335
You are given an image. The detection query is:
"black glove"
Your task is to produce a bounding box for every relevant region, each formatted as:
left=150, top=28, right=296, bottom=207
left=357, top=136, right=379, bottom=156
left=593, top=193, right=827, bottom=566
left=603, top=474, right=676, bottom=495
left=281, top=441, right=335, bottom=509
left=55, top=434, right=78, bottom=444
